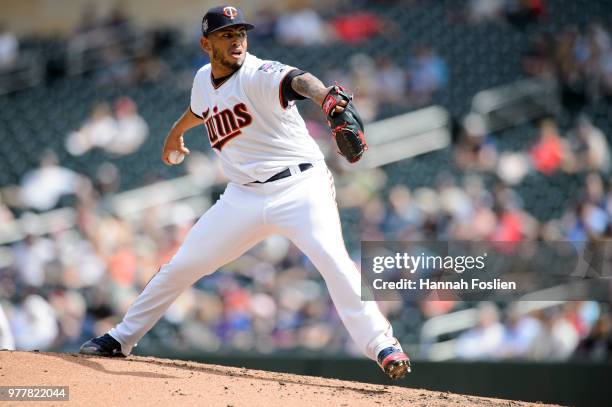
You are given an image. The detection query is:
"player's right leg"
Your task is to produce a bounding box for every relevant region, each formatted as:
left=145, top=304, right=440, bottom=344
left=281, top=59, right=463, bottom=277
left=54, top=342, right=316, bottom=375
left=80, top=183, right=271, bottom=357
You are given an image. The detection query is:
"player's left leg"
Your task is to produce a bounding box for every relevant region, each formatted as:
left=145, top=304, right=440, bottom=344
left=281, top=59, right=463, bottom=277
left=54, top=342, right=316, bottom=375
left=267, top=163, right=410, bottom=378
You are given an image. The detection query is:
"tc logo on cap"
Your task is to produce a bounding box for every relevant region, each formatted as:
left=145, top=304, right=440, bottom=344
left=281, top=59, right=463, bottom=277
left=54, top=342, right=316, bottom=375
left=202, top=19, right=209, bottom=32
left=223, top=6, right=238, bottom=19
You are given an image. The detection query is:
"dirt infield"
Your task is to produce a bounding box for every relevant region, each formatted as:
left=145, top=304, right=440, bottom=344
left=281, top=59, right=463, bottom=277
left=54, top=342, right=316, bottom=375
left=0, top=350, right=558, bottom=406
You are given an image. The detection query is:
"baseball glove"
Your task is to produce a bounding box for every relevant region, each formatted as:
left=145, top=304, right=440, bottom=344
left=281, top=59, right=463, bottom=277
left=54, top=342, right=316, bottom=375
left=322, top=86, right=368, bottom=163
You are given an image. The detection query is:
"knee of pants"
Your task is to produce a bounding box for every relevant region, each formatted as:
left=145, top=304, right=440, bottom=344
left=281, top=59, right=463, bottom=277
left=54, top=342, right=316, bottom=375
left=303, top=240, right=355, bottom=274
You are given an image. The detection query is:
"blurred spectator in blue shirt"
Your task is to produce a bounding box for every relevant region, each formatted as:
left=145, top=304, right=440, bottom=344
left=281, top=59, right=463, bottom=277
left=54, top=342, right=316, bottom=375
left=407, top=45, right=448, bottom=107
left=0, top=23, right=18, bottom=69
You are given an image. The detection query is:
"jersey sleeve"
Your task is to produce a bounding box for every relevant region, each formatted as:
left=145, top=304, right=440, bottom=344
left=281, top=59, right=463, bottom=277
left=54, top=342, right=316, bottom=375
left=246, top=60, right=302, bottom=110
left=190, top=70, right=206, bottom=119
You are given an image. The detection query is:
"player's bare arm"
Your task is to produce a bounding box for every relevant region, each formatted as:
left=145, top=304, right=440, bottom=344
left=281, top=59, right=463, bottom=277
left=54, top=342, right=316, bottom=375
left=161, top=107, right=202, bottom=165
left=290, top=73, right=347, bottom=114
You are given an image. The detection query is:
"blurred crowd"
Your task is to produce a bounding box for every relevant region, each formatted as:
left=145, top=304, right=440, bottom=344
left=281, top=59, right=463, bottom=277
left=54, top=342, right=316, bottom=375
left=452, top=114, right=611, bottom=243
left=461, top=0, right=546, bottom=26
left=454, top=301, right=611, bottom=362
left=456, top=115, right=610, bottom=178
left=523, top=21, right=612, bottom=108
left=68, top=5, right=171, bottom=87
left=249, top=4, right=387, bottom=46
left=1, top=1, right=612, bottom=362
left=249, top=4, right=448, bottom=118
left=65, top=96, right=148, bottom=157
left=316, top=45, right=447, bottom=123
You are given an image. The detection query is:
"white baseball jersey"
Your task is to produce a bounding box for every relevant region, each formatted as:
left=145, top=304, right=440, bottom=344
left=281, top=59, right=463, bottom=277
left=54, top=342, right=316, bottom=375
left=190, top=52, right=324, bottom=184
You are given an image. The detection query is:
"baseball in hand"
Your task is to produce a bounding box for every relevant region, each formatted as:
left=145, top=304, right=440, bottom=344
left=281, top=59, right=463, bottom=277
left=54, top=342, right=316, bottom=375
left=168, top=151, right=185, bottom=165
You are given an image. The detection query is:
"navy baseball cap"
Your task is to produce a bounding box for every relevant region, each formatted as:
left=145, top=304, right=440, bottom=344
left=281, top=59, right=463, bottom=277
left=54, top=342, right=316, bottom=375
left=202, top=5, right=255, bottom=36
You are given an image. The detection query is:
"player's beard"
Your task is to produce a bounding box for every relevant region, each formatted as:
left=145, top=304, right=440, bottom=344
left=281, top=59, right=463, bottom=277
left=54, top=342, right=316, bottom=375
left=212, top=44, right=243, bottom=72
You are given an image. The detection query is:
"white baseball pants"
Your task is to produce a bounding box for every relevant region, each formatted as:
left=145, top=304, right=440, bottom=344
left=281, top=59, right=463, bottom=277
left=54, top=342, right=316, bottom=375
left=109, top=162, right=399, bottom=360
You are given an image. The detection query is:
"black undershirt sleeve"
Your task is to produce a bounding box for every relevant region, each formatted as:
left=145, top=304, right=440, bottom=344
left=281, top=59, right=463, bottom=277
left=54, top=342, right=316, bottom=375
left=280, top=69, right=307, bottom=108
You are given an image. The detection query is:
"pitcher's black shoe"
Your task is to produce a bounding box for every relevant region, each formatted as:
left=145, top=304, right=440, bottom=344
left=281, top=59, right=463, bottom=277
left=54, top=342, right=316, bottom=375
left=377, top=346, right=411, bottom=379
left=79, top=333, right=125, bottom=357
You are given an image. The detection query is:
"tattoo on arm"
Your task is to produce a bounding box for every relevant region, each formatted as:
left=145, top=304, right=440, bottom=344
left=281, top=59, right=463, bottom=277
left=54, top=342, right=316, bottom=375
left=291, top=73, right=332, bottom=107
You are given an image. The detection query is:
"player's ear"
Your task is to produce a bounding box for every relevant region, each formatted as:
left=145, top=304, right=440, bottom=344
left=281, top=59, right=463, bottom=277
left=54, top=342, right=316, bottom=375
left=200, top=36, right=211, bottom=55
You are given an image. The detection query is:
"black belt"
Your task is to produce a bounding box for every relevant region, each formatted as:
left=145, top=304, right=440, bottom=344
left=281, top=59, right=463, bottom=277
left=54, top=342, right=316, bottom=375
left=252, top=163, right=313, bottom=184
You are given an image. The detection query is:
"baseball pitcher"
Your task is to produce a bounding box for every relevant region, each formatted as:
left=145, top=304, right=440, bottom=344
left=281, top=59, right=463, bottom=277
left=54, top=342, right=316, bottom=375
left=80, top=5, right=410, bottom=379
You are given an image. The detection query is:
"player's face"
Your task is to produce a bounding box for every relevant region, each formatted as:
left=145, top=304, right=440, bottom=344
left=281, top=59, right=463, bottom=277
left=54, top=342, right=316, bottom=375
left=202, top=26, right=248, bottom=73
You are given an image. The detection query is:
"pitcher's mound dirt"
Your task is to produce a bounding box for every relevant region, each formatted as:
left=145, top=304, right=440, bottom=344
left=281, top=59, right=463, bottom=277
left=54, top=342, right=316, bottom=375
left=0, top=350, right=558, bottom=406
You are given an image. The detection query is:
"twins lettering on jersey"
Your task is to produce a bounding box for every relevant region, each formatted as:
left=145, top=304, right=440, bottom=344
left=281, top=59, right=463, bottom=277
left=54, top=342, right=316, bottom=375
left=202, top=103, right=253, bottom=150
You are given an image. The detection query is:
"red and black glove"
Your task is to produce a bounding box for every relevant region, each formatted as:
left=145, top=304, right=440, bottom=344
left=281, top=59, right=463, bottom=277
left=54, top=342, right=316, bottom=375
left=322, top=86, right=368, bottom=163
